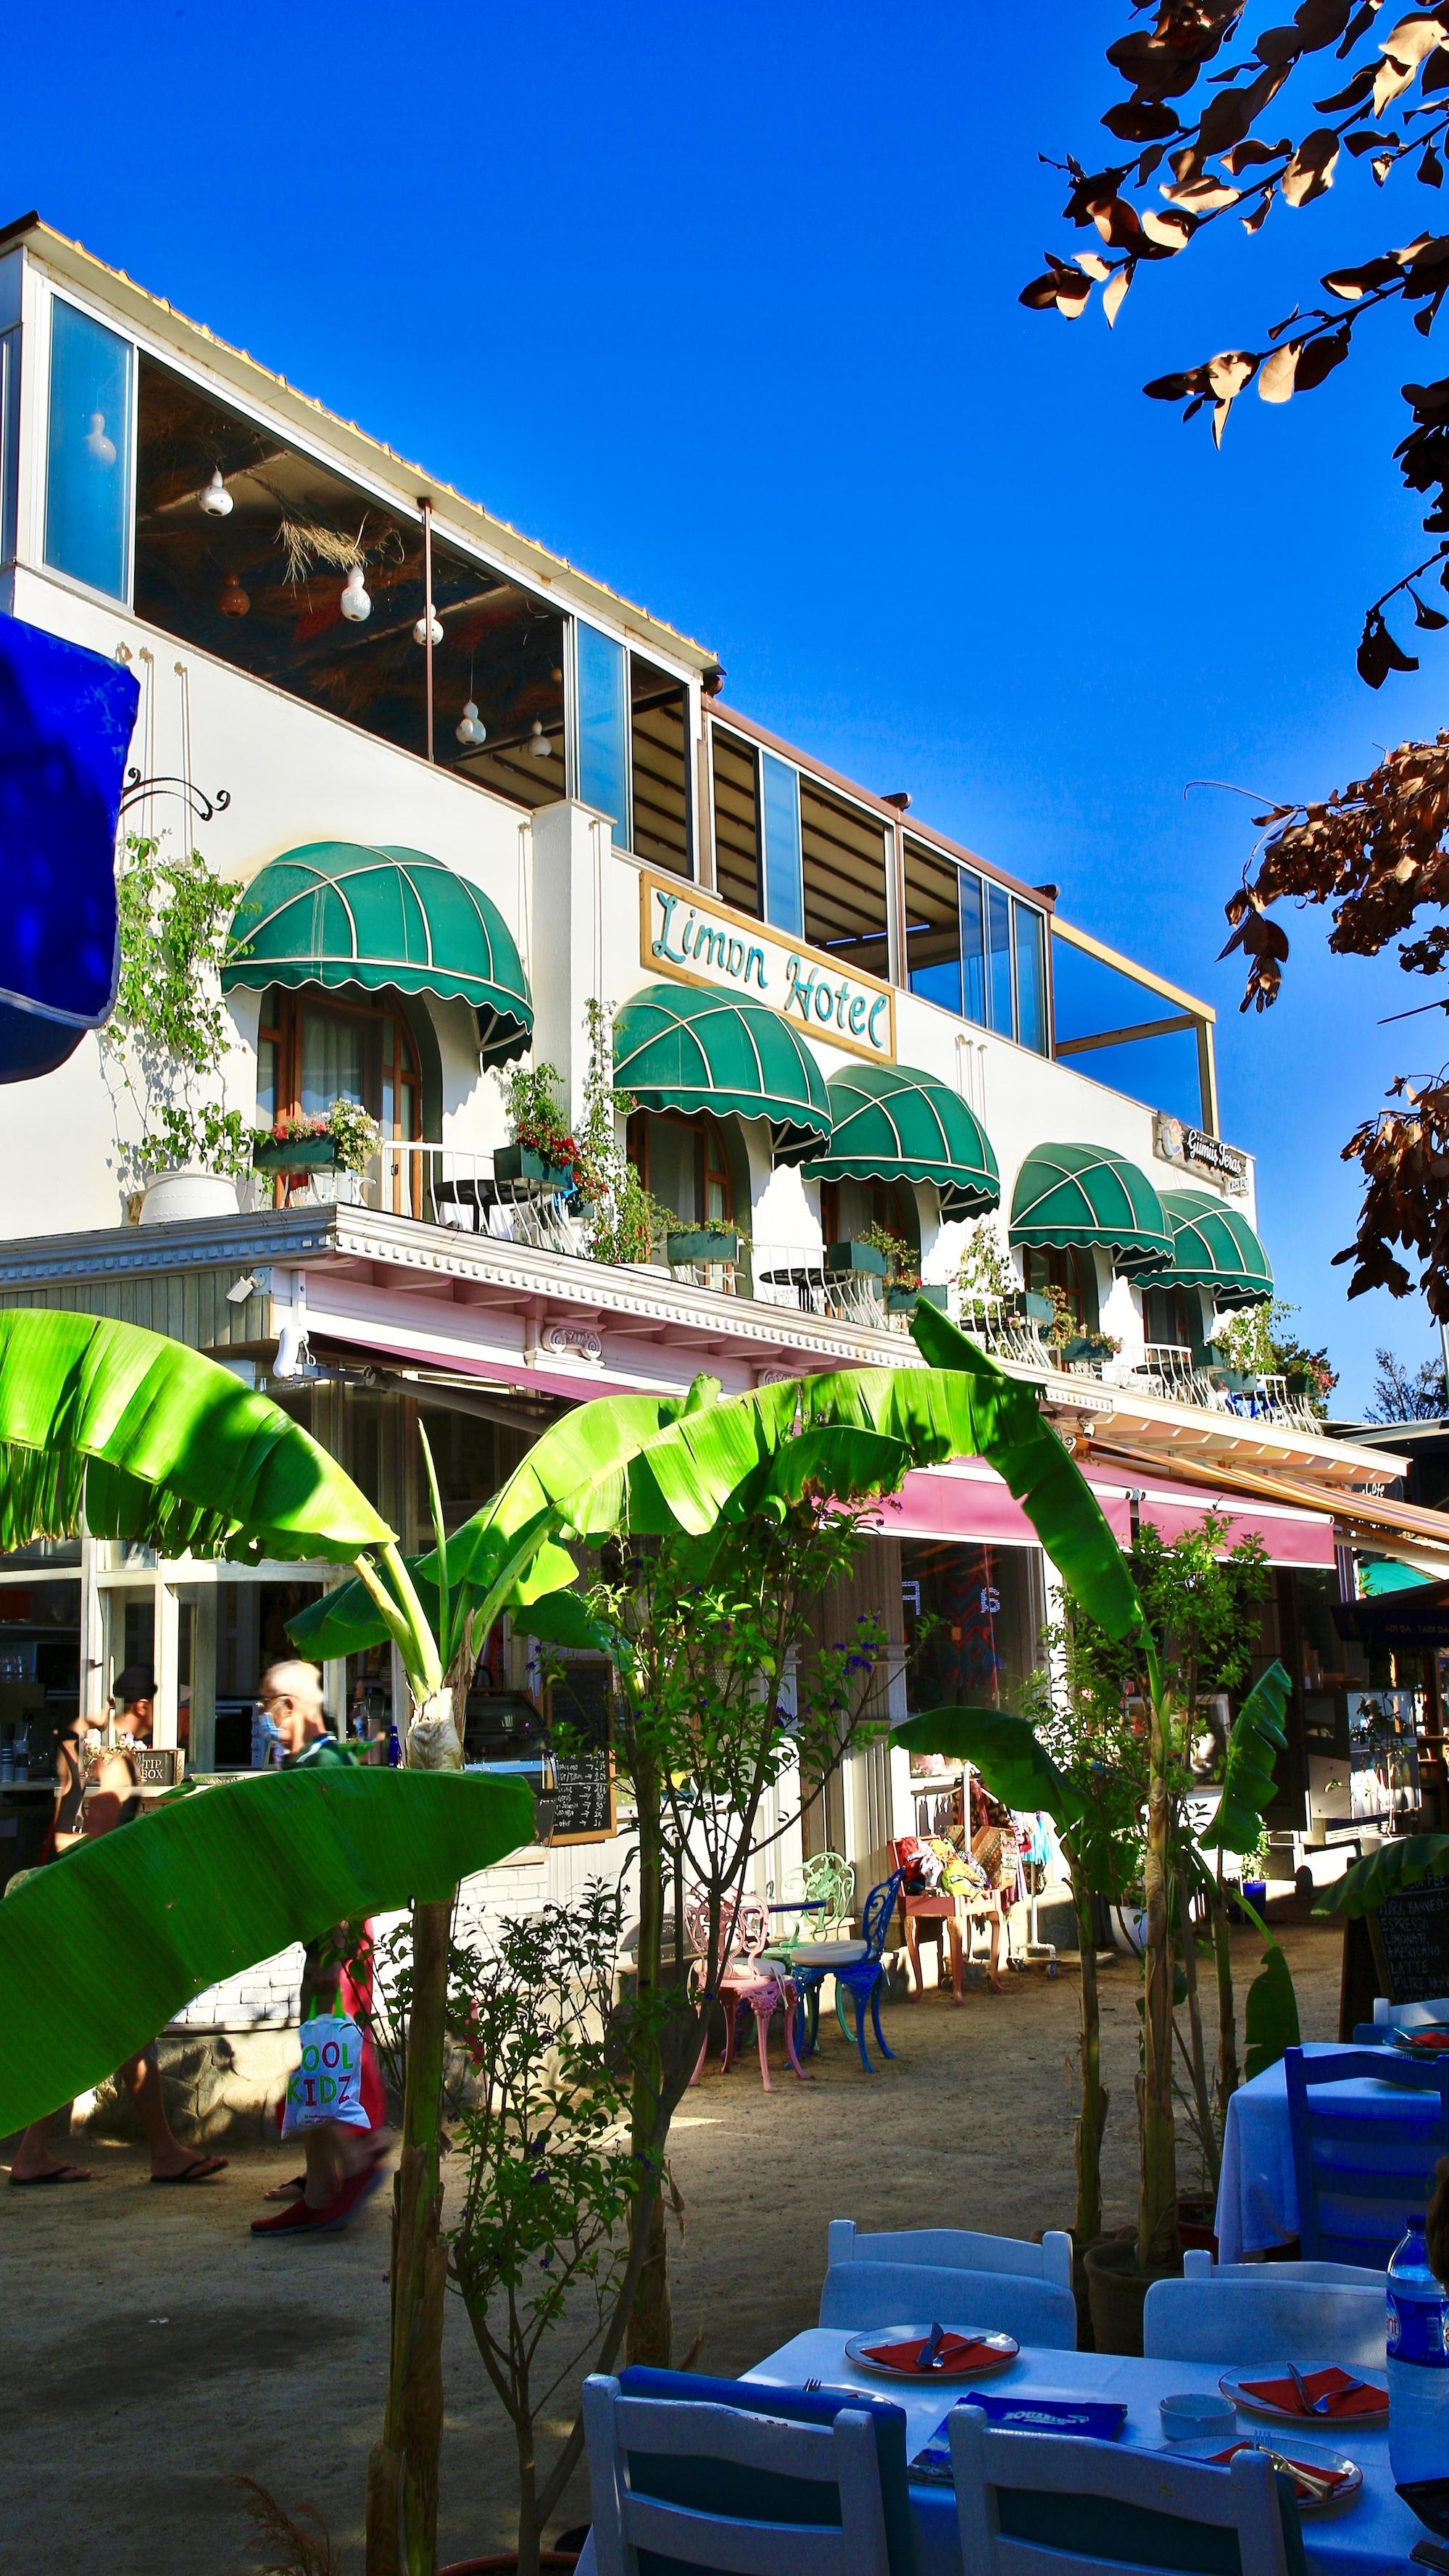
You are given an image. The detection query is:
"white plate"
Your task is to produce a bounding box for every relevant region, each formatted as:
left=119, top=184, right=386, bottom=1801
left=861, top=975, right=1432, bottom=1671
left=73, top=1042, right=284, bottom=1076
left=843, top=2324, right=1019, bottom=2381
left=1218, top=2367, right=1387, bottom=2427
left=1177, top=2433, right=1363, bottom=2514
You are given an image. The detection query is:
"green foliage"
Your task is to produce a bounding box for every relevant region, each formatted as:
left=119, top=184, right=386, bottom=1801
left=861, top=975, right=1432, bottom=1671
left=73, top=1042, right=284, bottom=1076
left=1216, top=1300, right=1337, bottom=1409
left=1237, top=1892, right=1303, bottom=2082
left=502, top=1058, right=575, bottom=1169
left=0, top=1308, right=393, bottom=1563
left=955, top=1216, right=1018, bottom=1312
left=1201, top=1662, right=1292, bottom=1857
left=104, top=833, right=247, bottom=1181
left=0, top=1767, right=533, bottom=2135
left=894, top=1704, right=1081, bottom=1827
left=253, top=1098, right=383, bottom=1175
left=1063, top=1511, right=1270, bottom=1722
left=1317, top=1831, right=1449, bottom=1919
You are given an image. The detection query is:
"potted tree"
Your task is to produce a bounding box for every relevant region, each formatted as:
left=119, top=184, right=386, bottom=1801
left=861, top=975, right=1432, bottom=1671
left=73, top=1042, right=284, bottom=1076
left=101, top=834, right=249, bottom=1222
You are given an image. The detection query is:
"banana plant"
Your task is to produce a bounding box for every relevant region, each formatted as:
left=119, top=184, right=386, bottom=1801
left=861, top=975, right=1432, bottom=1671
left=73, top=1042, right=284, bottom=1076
left=892, top=1703, right=1135, bottom=2246
left=1195, top=1662, right=1295, bottom=2106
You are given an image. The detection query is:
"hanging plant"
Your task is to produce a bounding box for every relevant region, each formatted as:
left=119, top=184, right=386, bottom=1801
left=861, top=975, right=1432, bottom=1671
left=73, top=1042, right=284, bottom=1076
left=101, top=833, right=248, bottom=1187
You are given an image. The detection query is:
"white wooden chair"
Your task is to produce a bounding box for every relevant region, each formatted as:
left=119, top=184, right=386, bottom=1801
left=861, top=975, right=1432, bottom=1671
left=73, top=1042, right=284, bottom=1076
left=950, top=2403, right=1295, bottom=2576
left=828, top=2218, right=1074, bottom=2295
left=819, top=2257, right=1076, bottom=2351
left=1142, top=2273, right=1386, bottom=2366
left=1182, top=2247, right=1387, bottom=2288
left=582, top=2376, right=892, bottom=2576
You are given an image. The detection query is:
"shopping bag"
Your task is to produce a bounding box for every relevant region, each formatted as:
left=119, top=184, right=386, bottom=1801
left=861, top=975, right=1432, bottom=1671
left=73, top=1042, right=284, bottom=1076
left=281, top=2012, right=371, bottom=2133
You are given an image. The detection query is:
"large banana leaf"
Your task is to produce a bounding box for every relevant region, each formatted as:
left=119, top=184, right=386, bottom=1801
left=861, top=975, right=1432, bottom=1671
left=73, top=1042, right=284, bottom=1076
left=893, top=1705, right=1082, bottom=1828
left=908, top=1305, right=1145, bottom=1644
left=1198, top=1661, right=1292, bottom=1856
left=1316, top=1832, right=1449, bottom=1919
left=1233, top=1890, right=1303, bottom=2079
left=0, top=1768, right=533, bottom=2133
left=0, top=1310, right=392, bottom=1562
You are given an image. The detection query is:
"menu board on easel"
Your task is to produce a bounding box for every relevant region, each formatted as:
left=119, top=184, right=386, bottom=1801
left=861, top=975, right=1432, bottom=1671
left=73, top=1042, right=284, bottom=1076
left=1369, top=1875, right=1449, bottom=2004
left=546, top=1658, right=616, bottom=1845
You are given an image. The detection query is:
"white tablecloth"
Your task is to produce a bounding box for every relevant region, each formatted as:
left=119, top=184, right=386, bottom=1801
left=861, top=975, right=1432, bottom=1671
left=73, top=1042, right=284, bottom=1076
left=1215, top=2041, right=1418, bottom=2263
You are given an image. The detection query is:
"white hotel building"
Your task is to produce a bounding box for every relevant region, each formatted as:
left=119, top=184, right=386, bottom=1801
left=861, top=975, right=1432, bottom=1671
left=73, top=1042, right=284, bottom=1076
left=0, top=212, right=1442, bottom=2032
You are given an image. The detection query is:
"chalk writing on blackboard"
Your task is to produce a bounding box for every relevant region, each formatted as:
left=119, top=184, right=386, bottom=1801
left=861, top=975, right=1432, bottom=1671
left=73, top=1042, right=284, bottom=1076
left=547, top=1659, right=615, bottom=1845
left=1368, top=1876, right=1449, bottom=2006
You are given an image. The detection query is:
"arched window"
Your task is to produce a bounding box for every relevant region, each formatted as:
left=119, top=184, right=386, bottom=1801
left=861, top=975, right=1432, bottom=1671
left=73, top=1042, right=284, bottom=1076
left=1023, top=1245, right=1099, bottom=1334
left=257, top=985, right=421, bottom=1208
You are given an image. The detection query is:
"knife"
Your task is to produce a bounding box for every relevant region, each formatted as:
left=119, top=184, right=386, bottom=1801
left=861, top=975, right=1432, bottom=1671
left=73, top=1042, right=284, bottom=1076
left=920, top=2322, right=947, bottom=2372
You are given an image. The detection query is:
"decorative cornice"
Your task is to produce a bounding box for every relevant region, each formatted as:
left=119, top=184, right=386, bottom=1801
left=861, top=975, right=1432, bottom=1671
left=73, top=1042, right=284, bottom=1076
left=0, top=1208, right=337, bottom=1285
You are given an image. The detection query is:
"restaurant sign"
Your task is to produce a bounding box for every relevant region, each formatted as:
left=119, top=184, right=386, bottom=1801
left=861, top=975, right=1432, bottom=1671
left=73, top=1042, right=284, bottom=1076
left=639, top=871, right=895, bottom=1063
left=1153, top=1113, right=1249, bottom=1197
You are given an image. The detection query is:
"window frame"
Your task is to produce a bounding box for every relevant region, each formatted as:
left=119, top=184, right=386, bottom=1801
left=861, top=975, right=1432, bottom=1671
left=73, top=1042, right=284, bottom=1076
left=41, top=286, right=138, bottom=607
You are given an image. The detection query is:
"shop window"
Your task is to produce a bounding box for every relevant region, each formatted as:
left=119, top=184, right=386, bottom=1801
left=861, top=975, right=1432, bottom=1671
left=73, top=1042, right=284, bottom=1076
left=0, top=1576, right=81, bottom=1776
left=1142, top=1283, right=1203, bottom=1350
left=902, top=1540, right=1042, bottom=1715
left=211, top=1577, right=325, bottom=1769
left=45, top=298, right=133, bottom=600
left=131, top=354, right=566, bottom=810
left=627, top=1108, right=733, bottom=1226
left=631, top=653, right=690, bottom=876
left=800, top=776, right=889, bottom=979
left=1023, top=1245, right=1099, bottom=1334
left=577, top=623, right=629, bottom=847
left=761, top=751, right=804, bottom=937
left=712, top=725, right=760, bottom=917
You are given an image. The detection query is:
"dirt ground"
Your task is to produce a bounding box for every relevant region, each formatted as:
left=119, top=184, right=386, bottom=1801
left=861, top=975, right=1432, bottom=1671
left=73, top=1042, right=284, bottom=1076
left=1, top=1910, right=1343, bottom=2575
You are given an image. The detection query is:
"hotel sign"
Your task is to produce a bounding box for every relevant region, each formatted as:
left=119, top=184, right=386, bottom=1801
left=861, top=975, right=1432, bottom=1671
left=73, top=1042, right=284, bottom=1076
left=1154, top=1113, right=1249, bottom=1197
left=639, top=872, right=896, bottom=1064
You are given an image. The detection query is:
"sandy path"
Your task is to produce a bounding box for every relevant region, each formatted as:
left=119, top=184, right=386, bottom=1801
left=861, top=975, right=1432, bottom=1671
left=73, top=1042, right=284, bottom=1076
left=0, top=1914, right=1342, bottom=2573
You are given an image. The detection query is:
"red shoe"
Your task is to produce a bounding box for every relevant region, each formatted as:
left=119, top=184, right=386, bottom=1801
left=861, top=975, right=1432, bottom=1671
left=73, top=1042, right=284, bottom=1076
left=249, top=2154, right=387, bottom=2238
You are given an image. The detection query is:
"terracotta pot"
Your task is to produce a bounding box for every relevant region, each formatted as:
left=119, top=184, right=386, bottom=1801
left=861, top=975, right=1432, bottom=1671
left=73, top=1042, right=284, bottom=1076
left=1082, top=2231, right=1179, bottom=2356
left=440, top=2552, right=581, bottom=2575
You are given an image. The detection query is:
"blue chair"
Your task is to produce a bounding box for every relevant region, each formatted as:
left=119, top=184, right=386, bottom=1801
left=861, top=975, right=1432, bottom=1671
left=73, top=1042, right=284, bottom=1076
left=793, top=1871, right=902, bottom=2074
left=584, top=2372, right=902, bottom=2576
left=1284, top=2043, right=1449, bottom=2266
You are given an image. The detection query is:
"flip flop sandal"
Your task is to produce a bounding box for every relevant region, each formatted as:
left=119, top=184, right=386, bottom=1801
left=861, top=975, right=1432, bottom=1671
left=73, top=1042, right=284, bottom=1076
left=8, top=2164, right=91, bottom=2185
left=262, top=2174, right=308, bottom=2201
left=149, top=2155, right=229, bottom=2185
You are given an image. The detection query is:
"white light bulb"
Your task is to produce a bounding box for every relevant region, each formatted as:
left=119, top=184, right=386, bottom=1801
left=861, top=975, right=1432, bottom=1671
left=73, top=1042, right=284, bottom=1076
left=340, top=564, right=372, bottom=623
left=455, top=699, right=486, bottom=747
left=199, top=467, right=233, bottom=518
left=528, top=720, right=552, bottom=759
left=414, top=611, right=444, bottom=647
left=84, top=411, right=117, bottom=466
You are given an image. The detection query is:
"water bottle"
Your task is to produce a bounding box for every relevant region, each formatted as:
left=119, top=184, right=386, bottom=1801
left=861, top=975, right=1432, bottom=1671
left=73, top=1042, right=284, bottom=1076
left=1387, top=2215, right=1449, bottom=2486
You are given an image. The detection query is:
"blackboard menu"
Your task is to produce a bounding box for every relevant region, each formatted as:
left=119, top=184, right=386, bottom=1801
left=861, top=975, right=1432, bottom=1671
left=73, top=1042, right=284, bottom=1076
left=547, top=1659, right=615, bottom=1845
left=1368, top=1876, right=1449, bottom=2006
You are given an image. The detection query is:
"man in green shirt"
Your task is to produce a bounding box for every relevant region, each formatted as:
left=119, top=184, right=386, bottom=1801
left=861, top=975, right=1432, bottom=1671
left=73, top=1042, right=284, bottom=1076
left=251, top=1661, right=392, bottom=2238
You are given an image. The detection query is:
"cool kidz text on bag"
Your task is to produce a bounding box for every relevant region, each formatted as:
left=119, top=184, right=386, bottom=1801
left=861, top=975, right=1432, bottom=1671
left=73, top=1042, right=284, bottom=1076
left=281, top=2012, right=370, bottom=2134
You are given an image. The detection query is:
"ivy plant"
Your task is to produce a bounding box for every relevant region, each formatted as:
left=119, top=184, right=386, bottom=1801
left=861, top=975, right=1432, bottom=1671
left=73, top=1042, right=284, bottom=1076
left=101, top=834, right=247, bottom=1187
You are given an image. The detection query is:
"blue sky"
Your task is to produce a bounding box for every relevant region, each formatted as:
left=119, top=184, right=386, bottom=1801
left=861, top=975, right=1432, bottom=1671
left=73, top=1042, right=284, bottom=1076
left=14, top=1, right=1449, bottom=1410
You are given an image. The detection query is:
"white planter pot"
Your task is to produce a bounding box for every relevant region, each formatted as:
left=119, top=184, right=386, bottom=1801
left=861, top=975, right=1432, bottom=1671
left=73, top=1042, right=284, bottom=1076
left=138, top=1167, right=240, bottom=1226
left=1108, top=1904, right=1148, bottom=1958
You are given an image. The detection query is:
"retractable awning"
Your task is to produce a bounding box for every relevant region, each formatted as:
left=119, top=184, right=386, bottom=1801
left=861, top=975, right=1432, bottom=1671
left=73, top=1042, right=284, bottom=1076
left=222, top=841, right=533, bottom=1068
left=1009, top=1142, right=1172, bottom=1277
left=804, top=1063, right=1000, bottom=1217
left=612, top=981, right=832, bottom=1165
left=1160, top=1189, right=1273, bottom=1308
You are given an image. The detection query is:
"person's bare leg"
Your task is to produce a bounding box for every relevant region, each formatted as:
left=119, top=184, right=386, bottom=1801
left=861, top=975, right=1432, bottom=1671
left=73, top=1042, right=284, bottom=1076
left=121, top=2048, right=225, bottom=2178
left=9, top=2109, right=90, bottom=2182
left=987, top=1906, right=1005, bottom=1993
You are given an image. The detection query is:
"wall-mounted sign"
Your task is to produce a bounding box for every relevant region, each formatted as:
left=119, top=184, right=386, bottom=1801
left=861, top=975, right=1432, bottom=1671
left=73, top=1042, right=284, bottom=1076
left=1153, top=1113, right=1249, bottom=1197
left=639, top=872, right=896, bottom=1063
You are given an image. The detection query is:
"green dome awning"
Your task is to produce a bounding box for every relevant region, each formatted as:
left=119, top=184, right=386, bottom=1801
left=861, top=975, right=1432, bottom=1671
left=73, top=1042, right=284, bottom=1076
left=222, top=841, right=532, bottom=1068
left=803, top=1062, right=999, bottom=1218
left=613, top=982, right=832, bottom=1166
left=1160, top=1189, right=1273, bottom=1308
left=1010, top=1142, right=1172, bottom=1278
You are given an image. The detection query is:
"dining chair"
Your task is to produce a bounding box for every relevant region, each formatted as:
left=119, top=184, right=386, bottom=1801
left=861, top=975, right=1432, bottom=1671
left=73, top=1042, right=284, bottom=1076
left=583, top=2375, right=893, bottom=2576
left=1284, top=2042, right=1449, bottom=2265
left=818, top=2256, right=1078, bottom=2351
left=792, top=1872, right=904, bottom=2073
left=949, top=2403, right=1299, bottom=2576
left=1142, top=2274, right=1387, bottom=2367
left=1181, top=2247, right=1387, bottom=2288
left=1354, top=1996, right=1449, bottom=2043
left=684, top=1890, right=808, bottom=2094
left=827, top=2218, right=1074, bottom=2295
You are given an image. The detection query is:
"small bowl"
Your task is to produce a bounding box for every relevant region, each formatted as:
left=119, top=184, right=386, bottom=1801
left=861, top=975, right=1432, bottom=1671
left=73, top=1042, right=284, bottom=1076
left=1161, top=2391, right=1237, bottom=2445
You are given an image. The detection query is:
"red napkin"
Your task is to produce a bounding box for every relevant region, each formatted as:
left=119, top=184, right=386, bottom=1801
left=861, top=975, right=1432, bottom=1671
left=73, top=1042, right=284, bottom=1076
left=1208, top=2441, right=1353, bottom=2498
left=1237, top=2367, right=1384, bottom=2420
left=860, top=2331, right=1013, bottom=2376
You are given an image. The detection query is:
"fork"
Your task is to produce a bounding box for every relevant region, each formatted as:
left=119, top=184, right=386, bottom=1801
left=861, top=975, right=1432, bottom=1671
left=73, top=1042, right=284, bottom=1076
left=1286, top=2361, right=1368, bottom=2417
left=803, top=2377, right=821, bottom=2393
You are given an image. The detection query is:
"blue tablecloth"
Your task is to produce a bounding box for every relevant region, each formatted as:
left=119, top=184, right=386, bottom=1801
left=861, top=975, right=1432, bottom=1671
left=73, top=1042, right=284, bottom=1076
left=1214, top=2041, right=1414, bottom=2262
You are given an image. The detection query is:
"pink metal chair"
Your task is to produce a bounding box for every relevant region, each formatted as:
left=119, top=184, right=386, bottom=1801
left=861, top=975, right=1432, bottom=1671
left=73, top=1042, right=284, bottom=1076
left=686, top=1889, right=809, bottom=2093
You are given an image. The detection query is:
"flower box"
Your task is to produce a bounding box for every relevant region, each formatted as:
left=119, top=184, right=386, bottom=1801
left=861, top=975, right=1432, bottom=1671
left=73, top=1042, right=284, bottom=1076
left=824, top=1240, right=888, bottom=1278
left=667, top=1228, right=740, bottom=1265
left=494, top=1144, right=574, bottom=1193
left=252, top=1135, right=340, bottom=1171
left=886, top=1283, right=947, bottom=1315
